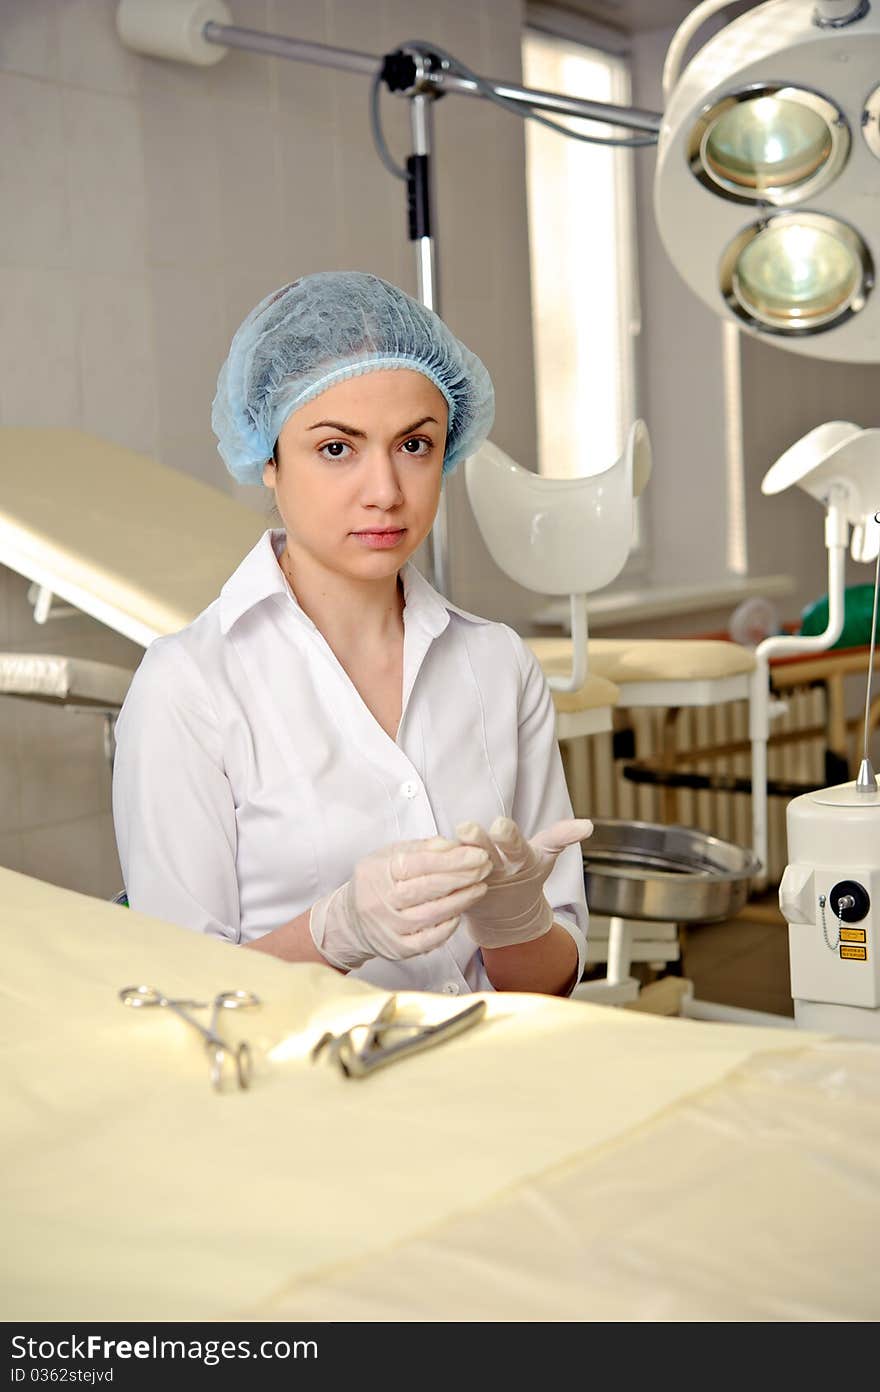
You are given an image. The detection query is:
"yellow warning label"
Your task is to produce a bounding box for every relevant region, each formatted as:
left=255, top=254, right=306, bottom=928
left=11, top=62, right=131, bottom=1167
left=840, top=944, right=867, bottom=961
left=840, top=928, right=867, bottom=943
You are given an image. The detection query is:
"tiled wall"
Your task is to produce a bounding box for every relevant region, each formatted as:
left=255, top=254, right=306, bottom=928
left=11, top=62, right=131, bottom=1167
left=0, top=0, right=539, bottom=898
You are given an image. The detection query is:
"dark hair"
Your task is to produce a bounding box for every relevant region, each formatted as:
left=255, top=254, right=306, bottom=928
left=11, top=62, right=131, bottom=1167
left=268, top=440, right=282, bottom=524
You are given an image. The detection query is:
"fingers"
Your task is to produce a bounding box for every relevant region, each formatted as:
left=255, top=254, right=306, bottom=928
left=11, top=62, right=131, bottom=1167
left=528, top=818, right=594, bottom=855
left=393, top=861, right=492, bottom=908
left=487, top=816, right=532, bottom=871
left=454, top=821, right=506, bottom=873
left=398, top=879, right=488, bottom=928
left=396, top=915, right=462, bottom=958
left=390, top=842, right=490, bottom=882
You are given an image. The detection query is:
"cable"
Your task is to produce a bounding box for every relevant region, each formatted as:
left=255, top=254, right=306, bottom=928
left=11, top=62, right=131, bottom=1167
left=370, top=68, right=408, bottom=180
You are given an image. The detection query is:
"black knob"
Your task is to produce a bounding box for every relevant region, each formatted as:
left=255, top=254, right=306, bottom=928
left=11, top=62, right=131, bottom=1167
left=829, top=880, right=870, bottom=922
left=380, top=50, right=418, bottom=94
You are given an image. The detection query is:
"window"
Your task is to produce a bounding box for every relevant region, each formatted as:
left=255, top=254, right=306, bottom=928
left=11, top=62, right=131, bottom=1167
left=522, top=24, right=640, bottom=489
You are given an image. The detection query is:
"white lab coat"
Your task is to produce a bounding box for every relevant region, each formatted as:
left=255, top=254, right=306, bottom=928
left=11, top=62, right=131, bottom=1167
left=112, top=529, right=588, bottom=994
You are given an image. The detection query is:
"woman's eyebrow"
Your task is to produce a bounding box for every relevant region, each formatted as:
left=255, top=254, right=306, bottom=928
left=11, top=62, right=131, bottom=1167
left=306, top=416, right=439, bottom=437
left=396, top=416, right=439, bottom=436
left=307, top=420, right=367, bottom=437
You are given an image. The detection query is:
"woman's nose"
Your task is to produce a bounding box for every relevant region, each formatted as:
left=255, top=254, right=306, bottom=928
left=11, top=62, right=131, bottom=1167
left=360, top=450, right=404, bottom=507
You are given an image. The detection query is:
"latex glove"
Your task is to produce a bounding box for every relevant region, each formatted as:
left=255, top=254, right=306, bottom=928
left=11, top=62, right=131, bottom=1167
left=453, top=816, right=593, bottom=949
left=309, top=836, right=492, bottom=970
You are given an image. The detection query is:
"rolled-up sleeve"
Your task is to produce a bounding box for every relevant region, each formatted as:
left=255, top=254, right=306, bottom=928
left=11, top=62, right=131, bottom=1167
left=112, top=638, right=240, bottom=942
left=506, top=628, right=589, bottom=991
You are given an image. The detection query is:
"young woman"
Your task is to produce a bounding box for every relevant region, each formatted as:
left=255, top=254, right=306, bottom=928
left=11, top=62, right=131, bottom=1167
left=112, top=272, right=590, bottom=997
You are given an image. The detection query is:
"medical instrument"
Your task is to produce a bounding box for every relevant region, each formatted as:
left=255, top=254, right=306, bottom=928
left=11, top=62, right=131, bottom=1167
left=119, top=984, right=261, bottom=1090
left=308, top=836, right=491, bottom=971
left=779, top=506, right=880, bottom=1040
left=311, top=993, right=486, bottom=1079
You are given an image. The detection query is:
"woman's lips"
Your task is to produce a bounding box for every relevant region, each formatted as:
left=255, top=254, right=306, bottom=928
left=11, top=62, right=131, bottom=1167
left=352, top=528, right=407, bottom=549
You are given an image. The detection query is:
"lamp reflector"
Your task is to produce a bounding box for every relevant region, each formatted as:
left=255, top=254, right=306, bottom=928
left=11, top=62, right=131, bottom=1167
left=721, top=214, right=872, bottom=333
left=689, top=87, right=848, bottom=205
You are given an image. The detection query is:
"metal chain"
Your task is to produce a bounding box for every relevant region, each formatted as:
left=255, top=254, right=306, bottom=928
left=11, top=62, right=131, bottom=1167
left=819, top=893, right=842, bottom=951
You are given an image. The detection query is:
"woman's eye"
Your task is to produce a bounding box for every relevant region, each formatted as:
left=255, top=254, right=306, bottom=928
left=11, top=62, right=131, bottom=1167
left=401, top=437, right=432, bottom=456
left=319, top=440, right=352, bottom=460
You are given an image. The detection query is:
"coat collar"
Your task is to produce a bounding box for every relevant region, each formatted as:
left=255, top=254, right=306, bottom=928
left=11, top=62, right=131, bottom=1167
left=219, top=530, right=488, bottom=638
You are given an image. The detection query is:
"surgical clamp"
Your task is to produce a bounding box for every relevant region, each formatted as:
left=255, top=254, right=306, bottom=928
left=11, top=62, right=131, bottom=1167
left=311, top=993, right=487, bottom=1078
left=119, top=985, right=261, bottom=1091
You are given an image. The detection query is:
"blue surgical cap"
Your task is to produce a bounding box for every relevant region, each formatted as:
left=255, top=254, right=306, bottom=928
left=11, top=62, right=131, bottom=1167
left=212, top=271, right=495, bottom=484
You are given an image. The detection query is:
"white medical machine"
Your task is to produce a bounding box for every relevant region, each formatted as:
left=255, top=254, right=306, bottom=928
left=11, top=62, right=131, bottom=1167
left=771, top=429, right=880, bottom=1039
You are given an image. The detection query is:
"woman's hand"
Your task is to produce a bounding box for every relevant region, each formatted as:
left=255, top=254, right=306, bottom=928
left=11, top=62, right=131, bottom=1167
left=309, top=836, right=492, bottom=970
left=453, top=816, right=593, bottom=949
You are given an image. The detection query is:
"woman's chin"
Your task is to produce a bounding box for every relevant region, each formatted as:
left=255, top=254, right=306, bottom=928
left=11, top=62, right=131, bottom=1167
left=348, top=532, right=422, bottom=566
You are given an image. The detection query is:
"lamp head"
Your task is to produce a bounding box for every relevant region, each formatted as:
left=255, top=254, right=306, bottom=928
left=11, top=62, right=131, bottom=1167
left=655, top=0, right=880, bottom=362
left=762, top=421, right=880, bottom=559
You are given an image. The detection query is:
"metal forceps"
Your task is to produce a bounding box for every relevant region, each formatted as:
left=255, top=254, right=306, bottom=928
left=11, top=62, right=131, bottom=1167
left=311, top=993, right=487, bottom=1079
left=119, top=985, right=261, bottom=1091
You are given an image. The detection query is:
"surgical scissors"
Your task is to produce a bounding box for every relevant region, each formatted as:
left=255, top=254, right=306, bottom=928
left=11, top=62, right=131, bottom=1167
left=119, top=985, right=261, bottom=1091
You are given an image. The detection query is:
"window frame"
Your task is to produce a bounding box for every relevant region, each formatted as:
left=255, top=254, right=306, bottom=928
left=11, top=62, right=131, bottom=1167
left=522, top=4, right=648, bottom=574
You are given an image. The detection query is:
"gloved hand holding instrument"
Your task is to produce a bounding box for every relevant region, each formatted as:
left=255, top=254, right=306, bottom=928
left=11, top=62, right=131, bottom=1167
left=309, top=836, right=493, bottom=970
left=453, top=816, right=594, bottom=948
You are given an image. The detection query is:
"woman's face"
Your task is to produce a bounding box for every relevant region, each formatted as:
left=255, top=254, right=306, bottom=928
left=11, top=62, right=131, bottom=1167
left=264, top=369, right=449, bottom=581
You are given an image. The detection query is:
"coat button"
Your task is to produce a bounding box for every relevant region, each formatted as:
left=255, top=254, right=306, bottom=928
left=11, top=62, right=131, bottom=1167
left=441, top=981, right=460, bottom=995
left=400, top=779, right=419, bottom=798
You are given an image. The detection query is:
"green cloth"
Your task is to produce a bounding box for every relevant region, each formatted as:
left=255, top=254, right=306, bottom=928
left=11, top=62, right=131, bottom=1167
left=800, top=582, right=880, bottom=649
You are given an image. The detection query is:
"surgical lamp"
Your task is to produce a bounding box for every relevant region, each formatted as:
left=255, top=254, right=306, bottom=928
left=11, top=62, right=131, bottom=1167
left=655, top=0, right=880, bottom=360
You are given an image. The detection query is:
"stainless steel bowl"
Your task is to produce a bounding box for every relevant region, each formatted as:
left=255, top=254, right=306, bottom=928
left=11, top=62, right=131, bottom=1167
left=582, top=819, right=761, bottom=923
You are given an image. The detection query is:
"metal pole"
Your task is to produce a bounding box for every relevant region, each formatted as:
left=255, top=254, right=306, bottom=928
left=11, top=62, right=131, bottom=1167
left=409, top=95, right=439, bottom=311
left=407, top=92, right=448, bottom=596
left=434, top=70, right=662, bottom=134
left=202, top=23, right=662, bottom=133
left=202, top=23, right=380, bottom=76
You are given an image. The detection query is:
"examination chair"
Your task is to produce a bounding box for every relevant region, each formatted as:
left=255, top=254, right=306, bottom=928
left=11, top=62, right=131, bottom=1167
left=464, top=423, right=755, bottom=998
left=465, top=424, right=661, bottom=995
left=463, top=426, right=652, bottom=812
left=0, top=425, right=269, bottom=820
left=0, top=427, right=268, bottom=647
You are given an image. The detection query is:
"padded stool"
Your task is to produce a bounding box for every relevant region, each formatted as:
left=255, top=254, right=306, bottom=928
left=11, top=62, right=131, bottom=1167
left=527, top=657, right=620, bottom=817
